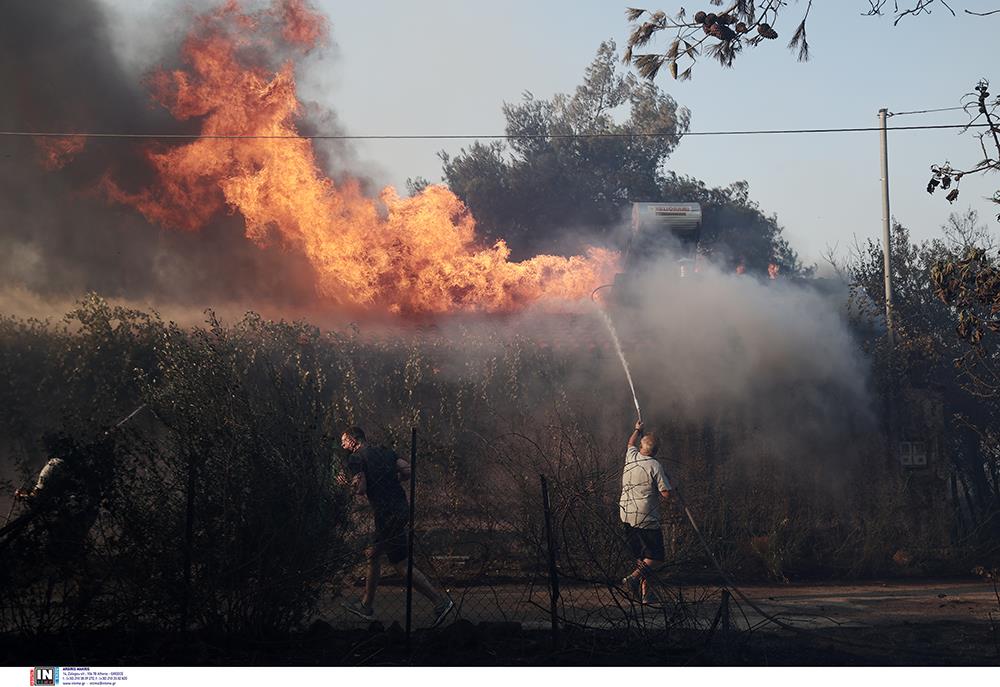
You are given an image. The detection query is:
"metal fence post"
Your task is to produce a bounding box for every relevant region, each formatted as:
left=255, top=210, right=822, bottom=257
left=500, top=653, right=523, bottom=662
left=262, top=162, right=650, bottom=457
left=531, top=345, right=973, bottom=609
left=540, top=474, right=559, bottom=650
left=721, top=588, right=732, bottom=661
left=179, top=451, right=197, bottom=634
left=405, top=427, right=417, bottom=654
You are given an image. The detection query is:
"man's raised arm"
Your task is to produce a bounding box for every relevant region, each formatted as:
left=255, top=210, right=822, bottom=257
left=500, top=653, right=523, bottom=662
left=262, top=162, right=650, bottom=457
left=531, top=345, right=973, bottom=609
left=627, top=420, right=643, bottom=448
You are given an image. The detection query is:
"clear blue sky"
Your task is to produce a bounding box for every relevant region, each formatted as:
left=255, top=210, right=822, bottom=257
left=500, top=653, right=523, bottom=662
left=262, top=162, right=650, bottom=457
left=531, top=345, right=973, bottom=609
left=104, top=0, right=999, bottom=266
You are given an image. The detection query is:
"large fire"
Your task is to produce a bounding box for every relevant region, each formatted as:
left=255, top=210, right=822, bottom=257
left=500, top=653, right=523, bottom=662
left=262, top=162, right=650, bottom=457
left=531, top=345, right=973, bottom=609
left=97, top=0, right=617, bottom=315
left=37, top=135, right=86, bottom=171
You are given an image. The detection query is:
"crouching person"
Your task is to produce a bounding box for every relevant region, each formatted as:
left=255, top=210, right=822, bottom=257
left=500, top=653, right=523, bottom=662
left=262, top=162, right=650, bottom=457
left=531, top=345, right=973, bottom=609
left=339, top=426, right=454, bottom=627
left=619, top=420, right=673, bottom=604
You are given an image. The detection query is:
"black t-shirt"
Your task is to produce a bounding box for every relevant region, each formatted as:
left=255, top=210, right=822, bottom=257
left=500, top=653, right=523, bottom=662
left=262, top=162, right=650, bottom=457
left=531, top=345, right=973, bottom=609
left=348, top=445, right=408, bottom=516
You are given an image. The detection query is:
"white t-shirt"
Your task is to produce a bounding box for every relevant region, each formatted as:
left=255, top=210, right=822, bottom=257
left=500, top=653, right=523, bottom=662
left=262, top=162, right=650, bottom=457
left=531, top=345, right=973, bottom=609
left=34, top=457, right=66, bottom=493
left=619, top=446, right=671, bottom=529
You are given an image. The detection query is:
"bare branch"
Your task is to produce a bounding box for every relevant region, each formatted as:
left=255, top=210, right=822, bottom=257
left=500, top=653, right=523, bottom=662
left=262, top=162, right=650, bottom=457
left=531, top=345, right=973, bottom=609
left=892, top=0, right=957, bottom=25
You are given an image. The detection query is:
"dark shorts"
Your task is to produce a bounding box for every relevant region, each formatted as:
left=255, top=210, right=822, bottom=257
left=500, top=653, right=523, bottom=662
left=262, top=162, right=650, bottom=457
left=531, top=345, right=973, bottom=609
left=371, top=509, right=409, bottom=565
left=623, top=523, right=665, bottom=562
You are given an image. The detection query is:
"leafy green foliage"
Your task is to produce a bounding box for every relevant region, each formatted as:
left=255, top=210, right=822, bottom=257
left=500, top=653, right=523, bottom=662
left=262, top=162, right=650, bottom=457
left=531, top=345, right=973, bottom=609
left=441, top=41, right=689, bottom=258
left=440, top=41, right=806, bottom=277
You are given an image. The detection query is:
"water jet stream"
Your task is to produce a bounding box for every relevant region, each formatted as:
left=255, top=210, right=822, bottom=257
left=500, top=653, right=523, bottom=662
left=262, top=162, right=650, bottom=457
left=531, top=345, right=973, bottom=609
left=590, top=285, right=641, bottom=422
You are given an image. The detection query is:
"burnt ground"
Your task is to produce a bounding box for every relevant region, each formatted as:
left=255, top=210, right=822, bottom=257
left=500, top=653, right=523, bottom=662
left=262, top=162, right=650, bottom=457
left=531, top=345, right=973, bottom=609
left=2, top=579, right=998, bottom=666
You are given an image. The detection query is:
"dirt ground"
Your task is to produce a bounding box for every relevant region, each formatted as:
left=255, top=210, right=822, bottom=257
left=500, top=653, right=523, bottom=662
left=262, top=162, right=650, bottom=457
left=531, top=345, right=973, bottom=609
left=322, top=577, right=999, bottom=630
left=3, top=578, right=998, bottom=665
left=316, top=577, right=1000, bottom=665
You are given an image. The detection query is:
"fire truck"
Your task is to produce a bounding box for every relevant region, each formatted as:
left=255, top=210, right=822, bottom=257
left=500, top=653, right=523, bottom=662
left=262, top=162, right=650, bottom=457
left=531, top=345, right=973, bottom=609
left=610, top=201, right=703, bottom=306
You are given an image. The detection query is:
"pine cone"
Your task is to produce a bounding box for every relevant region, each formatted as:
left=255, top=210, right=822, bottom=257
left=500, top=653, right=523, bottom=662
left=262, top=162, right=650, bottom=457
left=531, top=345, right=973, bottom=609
left=718, top=13, right=736, bottom=24
left=707, top=23, right=737, bottom=40
left=705, top=13, right=717, bottom=25
left=735, top=22, right=748, bottom=34
left=757, top=23, right=778, bottom=39
left=694, top=11, right=707, bottom=24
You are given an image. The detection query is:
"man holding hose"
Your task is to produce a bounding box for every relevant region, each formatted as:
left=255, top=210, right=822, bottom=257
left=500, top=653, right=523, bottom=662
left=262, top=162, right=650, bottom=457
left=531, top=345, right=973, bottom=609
left=620, top=420, right=673, bottom=604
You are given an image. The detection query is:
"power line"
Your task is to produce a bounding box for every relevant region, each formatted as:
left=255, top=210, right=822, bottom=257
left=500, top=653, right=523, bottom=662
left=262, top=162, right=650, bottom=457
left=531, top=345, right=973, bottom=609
left=0, top=121, right=992, bottom=141
left=888, top=105, right=970, bottom=116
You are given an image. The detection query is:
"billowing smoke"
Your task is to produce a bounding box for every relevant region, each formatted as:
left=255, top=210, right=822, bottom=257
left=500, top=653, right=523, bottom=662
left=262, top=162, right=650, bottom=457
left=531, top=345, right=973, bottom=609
left=383, top=254, right=873, bottom=485
left=626, top=264, right=866, bottom=417
left=597, top=259, right=874, bottom=479
left=0, top=0, right=335, bottom=312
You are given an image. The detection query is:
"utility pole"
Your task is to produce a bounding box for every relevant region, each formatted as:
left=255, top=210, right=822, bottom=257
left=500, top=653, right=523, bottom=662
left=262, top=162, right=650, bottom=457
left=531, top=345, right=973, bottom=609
left=879, top=108, right=897, bottom=471
left=878, top=108, right=895, bottom=346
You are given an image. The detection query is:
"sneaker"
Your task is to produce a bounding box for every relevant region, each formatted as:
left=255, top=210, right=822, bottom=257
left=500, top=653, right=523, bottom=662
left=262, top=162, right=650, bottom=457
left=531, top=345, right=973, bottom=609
left=342, top=600, right=375, bottom=621
left=430, top=596, right=455, bottom=628
left=622, top=575, right=641, bottom=598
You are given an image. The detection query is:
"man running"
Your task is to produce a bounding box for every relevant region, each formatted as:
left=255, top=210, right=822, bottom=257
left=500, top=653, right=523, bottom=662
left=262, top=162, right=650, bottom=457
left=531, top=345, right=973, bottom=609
left=339, top=426, right=454, bottom=627
left=619, top=420, right=673, bottom=604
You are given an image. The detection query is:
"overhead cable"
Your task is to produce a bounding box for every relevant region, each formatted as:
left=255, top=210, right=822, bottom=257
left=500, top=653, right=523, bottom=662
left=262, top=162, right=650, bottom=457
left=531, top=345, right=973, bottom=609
left=0, top=121, right=992, bottom=141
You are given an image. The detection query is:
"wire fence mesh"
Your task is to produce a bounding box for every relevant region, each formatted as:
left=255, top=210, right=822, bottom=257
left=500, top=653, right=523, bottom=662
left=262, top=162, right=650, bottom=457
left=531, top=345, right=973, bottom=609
left=314, top=428, right=740, bottom=653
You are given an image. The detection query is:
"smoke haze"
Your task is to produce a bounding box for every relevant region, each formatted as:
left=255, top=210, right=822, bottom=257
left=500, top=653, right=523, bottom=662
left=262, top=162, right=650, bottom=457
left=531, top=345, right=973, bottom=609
left=611, top=260, right=873, bottom=477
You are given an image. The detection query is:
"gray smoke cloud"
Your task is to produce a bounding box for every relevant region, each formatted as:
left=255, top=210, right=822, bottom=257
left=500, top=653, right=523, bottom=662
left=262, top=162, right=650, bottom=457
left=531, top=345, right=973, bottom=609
left=374, top=249, right=873, bottom=490
left=604, top=259, right=875, bottom=482
left=627, top=265, right=867, bottom=417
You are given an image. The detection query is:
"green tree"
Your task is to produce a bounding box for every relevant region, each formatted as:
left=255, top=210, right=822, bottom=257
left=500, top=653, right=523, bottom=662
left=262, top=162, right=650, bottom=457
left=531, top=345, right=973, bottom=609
left=441, top=41, right=689, bottom=258
left=440, top=40, right=806, bottom=275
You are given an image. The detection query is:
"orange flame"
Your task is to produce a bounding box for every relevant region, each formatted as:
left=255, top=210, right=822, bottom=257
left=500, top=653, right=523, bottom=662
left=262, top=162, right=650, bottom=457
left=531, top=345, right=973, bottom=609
left=277, top=0, right=327, bottom=48
left=36, top=135, right=86, bottom=170
left=100, top=0, right=617, bottom=314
